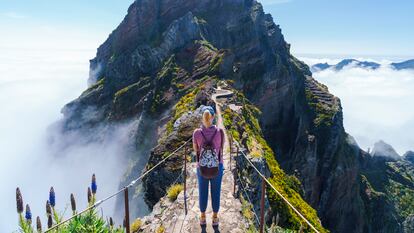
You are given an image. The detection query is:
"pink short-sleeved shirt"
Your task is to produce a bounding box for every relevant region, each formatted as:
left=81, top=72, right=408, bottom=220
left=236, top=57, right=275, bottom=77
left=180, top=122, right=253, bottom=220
left=193, top=125, right=224, bottom=165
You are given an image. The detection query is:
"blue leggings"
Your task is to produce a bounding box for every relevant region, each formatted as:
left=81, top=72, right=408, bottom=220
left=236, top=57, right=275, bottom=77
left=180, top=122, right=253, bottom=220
left=197, top=163, right=224, bottom=213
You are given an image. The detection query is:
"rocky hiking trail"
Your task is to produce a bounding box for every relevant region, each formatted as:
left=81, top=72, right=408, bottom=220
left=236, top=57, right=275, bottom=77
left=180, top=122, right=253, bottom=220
left=139, top=88, right=248, bottom=233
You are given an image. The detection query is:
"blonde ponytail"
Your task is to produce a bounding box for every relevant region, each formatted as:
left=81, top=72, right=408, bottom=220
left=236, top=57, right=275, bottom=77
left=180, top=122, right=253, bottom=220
left=202, top=110, right=213, bottom=128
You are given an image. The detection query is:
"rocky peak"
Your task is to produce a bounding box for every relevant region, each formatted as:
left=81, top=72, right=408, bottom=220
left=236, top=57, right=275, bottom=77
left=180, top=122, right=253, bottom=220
left=371, top=140, right=401, bottom=160
left=88, top=0, right=289, bottom=87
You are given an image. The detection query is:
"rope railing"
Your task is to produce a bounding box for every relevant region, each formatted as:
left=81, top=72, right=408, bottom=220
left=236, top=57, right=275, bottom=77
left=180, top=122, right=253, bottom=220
left=45, top=137, right=192, bottom=232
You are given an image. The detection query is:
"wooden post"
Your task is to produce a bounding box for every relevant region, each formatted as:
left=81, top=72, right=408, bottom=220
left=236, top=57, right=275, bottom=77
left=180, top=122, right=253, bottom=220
left=260, top=178, right=266, bottom=233
left=184, top=146, right=188, bottom=215
left=124, top=187, right=130, bottom=233
left=233, top=146, right=239, bottom=196
left=229, top=135, right=233, bottom=170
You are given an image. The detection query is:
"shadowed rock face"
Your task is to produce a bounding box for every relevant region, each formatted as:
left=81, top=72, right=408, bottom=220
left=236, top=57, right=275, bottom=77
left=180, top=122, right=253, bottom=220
left=59, top=0, right=413, bottom=232
left=403, top=151, right=414, bottom=164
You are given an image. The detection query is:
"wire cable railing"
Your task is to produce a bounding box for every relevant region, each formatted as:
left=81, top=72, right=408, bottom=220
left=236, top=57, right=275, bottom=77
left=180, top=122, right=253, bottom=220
left=237, top=168, right=261, bottom=226
left=45, top=137, right=192, bottom=232
left=230, top=138, right=320, bottom=233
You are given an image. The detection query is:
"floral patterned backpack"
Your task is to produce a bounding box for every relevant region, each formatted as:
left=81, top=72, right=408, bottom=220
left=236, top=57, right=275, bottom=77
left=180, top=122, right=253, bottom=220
left=197, top=128, right=223, bottom=179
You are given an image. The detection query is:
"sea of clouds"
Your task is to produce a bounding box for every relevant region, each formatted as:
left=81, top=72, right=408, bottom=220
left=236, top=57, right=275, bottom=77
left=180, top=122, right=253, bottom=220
left=300, top=56, right=414, bottom=155
left=0, top=48, right=132, bottom=232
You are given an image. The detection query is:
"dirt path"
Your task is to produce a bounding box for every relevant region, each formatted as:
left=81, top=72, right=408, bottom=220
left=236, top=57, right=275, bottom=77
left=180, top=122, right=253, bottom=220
left=140, top=88, right=247, bottom=233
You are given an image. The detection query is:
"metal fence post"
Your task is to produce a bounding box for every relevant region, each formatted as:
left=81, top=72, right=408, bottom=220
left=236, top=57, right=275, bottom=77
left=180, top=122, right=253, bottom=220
left=260, top=177, right=266, bottom=233
left=184, top=146, right=188, bottom=215
left=124, top=187, right=130, bottom=233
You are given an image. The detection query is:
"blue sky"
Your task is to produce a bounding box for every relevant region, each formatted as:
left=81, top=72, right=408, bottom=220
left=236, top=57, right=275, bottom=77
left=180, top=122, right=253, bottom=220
left=1, top=0, right=413, bottom=56
left=263, top=0, right=414, bottom=56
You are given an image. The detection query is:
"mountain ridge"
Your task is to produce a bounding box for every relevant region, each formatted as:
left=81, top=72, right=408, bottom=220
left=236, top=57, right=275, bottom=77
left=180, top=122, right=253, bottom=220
left=57, top=0, right=414, bottom=232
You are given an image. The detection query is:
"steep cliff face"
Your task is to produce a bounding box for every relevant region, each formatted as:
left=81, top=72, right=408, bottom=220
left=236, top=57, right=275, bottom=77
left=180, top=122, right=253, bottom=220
left=60, top=0, right=413, bottom=232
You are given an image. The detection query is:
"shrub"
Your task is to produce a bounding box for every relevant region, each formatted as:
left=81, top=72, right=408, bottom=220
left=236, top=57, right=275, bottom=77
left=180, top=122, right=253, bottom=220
left=156, top=225, right=166, bottom=233
left=241, top=196, right=254, bottom=221
left=167, top=184, right=184, bottom=201
left=131, top=218, right=142, bottom=233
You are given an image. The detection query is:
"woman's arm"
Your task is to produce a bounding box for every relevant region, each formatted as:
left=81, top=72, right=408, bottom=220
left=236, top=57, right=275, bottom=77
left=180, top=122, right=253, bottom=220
left=192, top=130, right=199, bottom=161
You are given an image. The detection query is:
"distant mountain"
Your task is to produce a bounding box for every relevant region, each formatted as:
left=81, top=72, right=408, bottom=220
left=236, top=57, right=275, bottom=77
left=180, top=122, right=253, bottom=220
left=312, top=62, right=330, bottom=71
left=311, top=59, right=380, bottom=72
left=311, top=58, right=414, bottom=72
left=391, top=59, right=414, bottom=70
left=371, top=140, right=401, bottom=160
left=335, top=59, right=381, bottom=70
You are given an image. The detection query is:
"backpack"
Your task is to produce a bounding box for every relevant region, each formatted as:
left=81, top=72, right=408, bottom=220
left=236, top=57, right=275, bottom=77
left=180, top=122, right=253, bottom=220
left=197, top=128, right=224, bottom=179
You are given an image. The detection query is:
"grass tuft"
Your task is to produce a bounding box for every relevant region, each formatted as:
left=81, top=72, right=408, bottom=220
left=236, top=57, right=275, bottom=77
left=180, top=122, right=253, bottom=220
left=167, top=184, right=184, bottom=202
left=131, top=218, right=142, bottom=233
left=156, top=225, right=166, bottom=233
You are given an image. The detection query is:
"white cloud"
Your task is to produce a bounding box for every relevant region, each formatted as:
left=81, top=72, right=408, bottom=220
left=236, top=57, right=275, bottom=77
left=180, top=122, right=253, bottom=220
left=0, top=49, right=138, bottom=231
left=0, top=23, right=106, bottom=50
left=2, top=11, right=26, bottom=19
left=305, top=57, right=414, bottom=155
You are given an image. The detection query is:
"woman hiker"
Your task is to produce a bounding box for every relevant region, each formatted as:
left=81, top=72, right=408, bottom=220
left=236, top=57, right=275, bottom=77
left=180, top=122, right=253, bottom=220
left=192, top=105, right=225, bottom=227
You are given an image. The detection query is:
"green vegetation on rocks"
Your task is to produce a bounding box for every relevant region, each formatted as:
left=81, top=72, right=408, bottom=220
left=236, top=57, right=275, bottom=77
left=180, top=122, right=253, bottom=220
left=305, top=89, right=336, bottom=128
left=240, top=195, right=257, bottom=232
left=222, top=89, right=328, bottom=233
left=81, top=78, right=106, bottom=97
left=166, top=88, right=200, bottom=134
left=114, top=77, right=151, bottom=98
left=379, top=160, right=414, bottom=218
left=89, top=78, right=105, bottom=90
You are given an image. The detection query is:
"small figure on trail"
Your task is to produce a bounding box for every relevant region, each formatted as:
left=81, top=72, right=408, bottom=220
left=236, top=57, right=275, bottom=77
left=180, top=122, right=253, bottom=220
left=192, top=105, right=224, bottom=229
